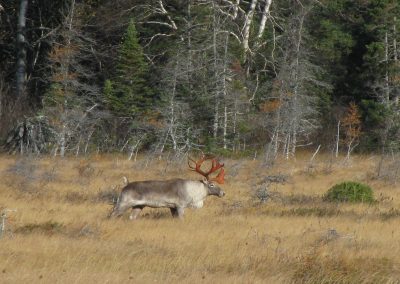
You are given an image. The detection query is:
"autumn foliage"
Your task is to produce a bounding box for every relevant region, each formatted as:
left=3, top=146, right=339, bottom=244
left=342, top=103, right=362, bottom=144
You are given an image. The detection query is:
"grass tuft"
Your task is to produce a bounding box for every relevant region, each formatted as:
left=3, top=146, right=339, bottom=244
left=15, top=221, right=64, bottom=235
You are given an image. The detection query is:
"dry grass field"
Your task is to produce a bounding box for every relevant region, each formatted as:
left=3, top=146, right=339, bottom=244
left=0, top=153, right=400, bottom=283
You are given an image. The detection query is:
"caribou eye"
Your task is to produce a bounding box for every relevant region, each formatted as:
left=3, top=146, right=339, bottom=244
left=209, top=183, right=215, bottom=188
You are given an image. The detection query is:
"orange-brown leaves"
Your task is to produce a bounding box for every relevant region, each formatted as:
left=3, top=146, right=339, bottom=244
left=342, top=102, right=362, bottom=144
left=48, top=45, right=78, bottom=63
left=259, top=99, right=282, bottom=113
left=52, top=72, right=78, bottom=83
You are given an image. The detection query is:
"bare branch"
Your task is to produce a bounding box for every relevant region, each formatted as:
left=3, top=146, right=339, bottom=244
left=158, top=0, right=178, bottom=30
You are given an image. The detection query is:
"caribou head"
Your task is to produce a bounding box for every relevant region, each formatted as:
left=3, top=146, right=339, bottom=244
left=188, top=154, right=225, bottom=197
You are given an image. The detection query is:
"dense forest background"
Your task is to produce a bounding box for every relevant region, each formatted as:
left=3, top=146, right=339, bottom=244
left=0, top=0, right=399, bottom=162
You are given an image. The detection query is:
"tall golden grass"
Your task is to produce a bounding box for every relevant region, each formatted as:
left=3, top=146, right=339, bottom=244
left=0, top=153, right=399, bottom=283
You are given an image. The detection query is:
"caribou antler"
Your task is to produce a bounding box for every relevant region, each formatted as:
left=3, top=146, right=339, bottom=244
left=209, top=167, right=225, bottom=184
left=188, top=154, right=225, bottom=184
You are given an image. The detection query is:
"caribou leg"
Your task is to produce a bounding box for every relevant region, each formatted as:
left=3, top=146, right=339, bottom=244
left=109, top=203, right=131, bottom=218
left=170, top=208, right=178, bottom=217
left=170, top=207, right=184, bottom=218
left=176, top=207, right=185, bottom=219
left=129, top=206, right=143, bottom=220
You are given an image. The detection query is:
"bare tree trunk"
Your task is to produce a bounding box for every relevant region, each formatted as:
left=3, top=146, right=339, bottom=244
left=16, top=0, right=29, bottom=97
left=84, top=130, right=94, bottom=154
left=27, top=7, right=44, bottom=82
left=222, top=33, right=229, bottom=149
left=232, top=99, right=239, bottom=151
left=256, top=0, right=272, bottom=43
left=212, top=2, right=220, bottom=140
left=335, top=120, right=340, bottom=158
left=243, top=0, right=257, bottom=58
left=59, top=0, right=76, bottom=158
left=264, top=127, right=278, bottom=165
left=273, top=112, right=280, bottom=156
left=223, top=106, right=228, bottom=149
left=59, top=0, right=75, bottom=157
left=284, top=133, right=290, bottom=160
left=290, top=9, right=306, bottom=157
left=384, top=31, right=390, bottom=105
left=187, top=0, right=193, bottom=92
left=213, top=91, right=219, bottom=141
left=394, top=17, right=398, bottom=62
left=393, top=17, right=399, bottom=106
left=346, top=138, right=354, bottom=161
left=232, top=0, right=240, bottom=19
left=128, top=140, right=141, bottom=161
left=291, top=128, right=297, bottom=156
left=310, top=144, right=321, bottom=162
left=59, top=125, right=66, bottom=157
left=75, top=135, right=81, bottom=156
left=158, top=130, right=168, bottom=156
left=158, top=0, right=178, bottom=30
left=169, top=77, right=177, bottom=151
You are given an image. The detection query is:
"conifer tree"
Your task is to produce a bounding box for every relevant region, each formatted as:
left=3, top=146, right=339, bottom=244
left=106, top=19, right=152, bottom=118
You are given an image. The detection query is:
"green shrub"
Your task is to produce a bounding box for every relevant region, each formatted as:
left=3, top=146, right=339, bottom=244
left=323, top=181, right=374, bottom=203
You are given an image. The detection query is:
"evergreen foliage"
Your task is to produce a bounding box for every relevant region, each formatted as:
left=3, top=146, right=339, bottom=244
left=323, top=181, right=375, bottom=203
left=106, top=19, right=153, bottom=118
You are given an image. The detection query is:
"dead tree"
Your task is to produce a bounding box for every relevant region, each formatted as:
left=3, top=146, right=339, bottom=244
left=15, top=0, right=29, bottom=97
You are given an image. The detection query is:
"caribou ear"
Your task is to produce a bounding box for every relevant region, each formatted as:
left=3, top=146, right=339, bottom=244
left=201, top=177, right=208, bottom=185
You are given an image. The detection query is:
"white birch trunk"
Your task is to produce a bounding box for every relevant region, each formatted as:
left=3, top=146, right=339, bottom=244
left=212, top=2, right=220, bottom=139
left=60, top=125, right=66, bottom=157
left=346, top=138, right=354, bottom=161
left=158, top=0, right=178, bottom=30
left=222, top=33, right=229, bottom=149
left=187, top=1, right=193, bottom=90
left=233, top=0, right=240, bottom=19
left=223, top=106, right=228, bottom=149
left=284, top=133, right=290, bottom=160
left=384, top=31, right=390, bottom=106
left=335, top=120, right=340, bottom=158
left=169, top=61, right=179, bottom=150
left=243, top=0, right=257, bottom=56
left=232, top=99, right=239, bottom=151
left=273, top=110, right=280, bottom=156
left=256, top=0, right=272, bottom=42
left=128, top=140, right=141, bottom=161
left=310, top=144, right=321, bottom=162
left=75, top=135, right=81, bottom=156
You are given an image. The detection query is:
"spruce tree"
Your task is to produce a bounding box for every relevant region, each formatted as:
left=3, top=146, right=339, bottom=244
left=106, top=19, right=152, bottom=117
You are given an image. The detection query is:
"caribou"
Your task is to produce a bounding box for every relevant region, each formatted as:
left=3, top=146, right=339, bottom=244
left=109, top=155, right=225, bottom=219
